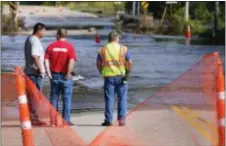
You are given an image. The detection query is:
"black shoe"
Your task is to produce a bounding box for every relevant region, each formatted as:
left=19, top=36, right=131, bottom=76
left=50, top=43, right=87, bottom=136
left=62, top=121, right=74, bottom=126
left=31, top=119, right=48, bottom=126
left=68, top=121, right=75, bottom=126
left=101, top=121, right=112, bottom=126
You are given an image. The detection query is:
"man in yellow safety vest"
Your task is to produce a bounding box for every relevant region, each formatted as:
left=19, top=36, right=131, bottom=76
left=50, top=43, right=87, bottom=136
left=96, top=31, right=133, bottom=126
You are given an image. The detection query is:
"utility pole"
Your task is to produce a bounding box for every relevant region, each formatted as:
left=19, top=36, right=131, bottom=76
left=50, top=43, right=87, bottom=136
left=132, top=1, right=136, bottom=16
left=185, top=1, right=189, bottom=21
left=137, top=1, right=140, bottom=16
left=170, top=4, right=172, bottom=16
left=213, top=1, right=219, bottom=44
left=214, top=1, right=219, bottom=32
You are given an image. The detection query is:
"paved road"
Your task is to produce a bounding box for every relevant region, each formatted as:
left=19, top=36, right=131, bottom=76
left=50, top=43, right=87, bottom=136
left=70, top=108, right=215, bottom=146
left=17, top=5, right=98, bottom=18
left=2, top=109, right=215, bottom=146
left=16, top=5, right=115, bottom=29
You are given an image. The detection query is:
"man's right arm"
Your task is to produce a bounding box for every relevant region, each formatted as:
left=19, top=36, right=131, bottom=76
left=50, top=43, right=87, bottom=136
left=31, top=38, right=44, bottom=75
left=44, top=59, right=52, bottom=79
left=44, top=45, right=52, bottom=79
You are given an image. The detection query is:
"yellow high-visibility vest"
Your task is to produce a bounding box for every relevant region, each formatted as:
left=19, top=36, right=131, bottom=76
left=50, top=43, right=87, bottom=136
left=99, top=42, right=128, bottom=77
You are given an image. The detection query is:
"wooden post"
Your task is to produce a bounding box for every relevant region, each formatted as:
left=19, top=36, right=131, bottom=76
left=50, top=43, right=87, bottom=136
left=185, top=2, right=189, bottom=21
left=161, top=6, right=167, bottom=24
left=214, top=1, right=219, bottom=41
left=9, top=1, right=18, bottom=31
left=137, top=1, right=140, bottom=16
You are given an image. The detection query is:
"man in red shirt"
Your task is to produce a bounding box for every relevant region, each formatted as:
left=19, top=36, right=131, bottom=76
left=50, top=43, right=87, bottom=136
left=44, top=28, right=77, bottom=126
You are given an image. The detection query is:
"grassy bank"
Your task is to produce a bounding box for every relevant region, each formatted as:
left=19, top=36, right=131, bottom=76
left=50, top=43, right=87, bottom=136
left=122, top=2, right=225, bottom=45
left=65, top=2, right=125, bottom=17
left=35, top=2, right=125, bottom=17
left=2, top=15, right=25, bottom=35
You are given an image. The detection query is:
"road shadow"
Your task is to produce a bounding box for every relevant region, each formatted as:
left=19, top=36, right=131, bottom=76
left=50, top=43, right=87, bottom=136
left=74, top=124, right=117, bottom=127
left=2, top=125, right=20, bottom=128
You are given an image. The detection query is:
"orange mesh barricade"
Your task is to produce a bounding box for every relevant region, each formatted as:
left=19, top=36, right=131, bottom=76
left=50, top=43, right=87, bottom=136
left=2, top=52, right=224, bottom=146
left=89, top=52, right=223, bottom=146
left=2, top=67, right=86, bottom=146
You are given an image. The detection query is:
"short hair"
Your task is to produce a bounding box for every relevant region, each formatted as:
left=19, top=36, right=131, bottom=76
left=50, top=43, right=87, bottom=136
left=56, top=28, right=67, bottom=38
left=108, top=30, right=120, bottom=42
left=33, top=23, right=46, bottom=34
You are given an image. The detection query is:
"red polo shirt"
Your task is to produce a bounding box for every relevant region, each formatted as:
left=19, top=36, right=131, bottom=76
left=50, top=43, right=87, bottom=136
left=45, top=40, right=77, bottom=74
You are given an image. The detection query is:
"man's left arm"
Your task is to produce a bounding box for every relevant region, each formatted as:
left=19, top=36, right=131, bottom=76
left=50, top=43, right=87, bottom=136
left=96, top=53, right=102, bottom=74
left=125, top=50, right=133, bottom=73
left=66, top=46, right=77, bottom=80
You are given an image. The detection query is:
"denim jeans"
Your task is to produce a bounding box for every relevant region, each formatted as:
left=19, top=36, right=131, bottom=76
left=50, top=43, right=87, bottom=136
left=50, top=73, right=73, bottom=124
left=104, top=76, right=128, bottom=123
left=27, top=74, right=43, bottom=120
left=27, top=74, right=43, bottom=90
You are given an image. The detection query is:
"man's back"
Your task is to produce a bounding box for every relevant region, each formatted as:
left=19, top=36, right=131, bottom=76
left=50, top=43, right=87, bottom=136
left=96, top=30, right=133, bottom=126
left=104, top=42, right=121, bottom=59
left=98, top=42, right=130, bottom=77
left=45, top=40, right=76, bottom=74
left=45, top=28, right=76, bottom=126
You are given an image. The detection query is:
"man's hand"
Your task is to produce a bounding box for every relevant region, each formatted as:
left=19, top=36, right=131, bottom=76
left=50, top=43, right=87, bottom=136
left=47, top=72, right=52, bottom=79
left=66, top=73, right=71, bottom=80
left=44, top=59, right=52, bottom=79
left=40, top=71, right=45, bottom=78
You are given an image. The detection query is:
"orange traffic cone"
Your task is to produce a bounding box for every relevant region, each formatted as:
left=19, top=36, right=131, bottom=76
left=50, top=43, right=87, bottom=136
left=216, top=55, right=225, bottom=146
left=15, top=66, right=34, bottom=146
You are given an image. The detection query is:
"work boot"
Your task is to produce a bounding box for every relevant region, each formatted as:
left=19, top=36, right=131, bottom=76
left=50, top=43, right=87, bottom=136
left=68, top=121, right=75, bottom=126
left=62, top=121, right=75, bottom=126
left=101, top=121, right=112, bottom=126
left=119, top=121, right=126, bottom=126
left=31, top=119, right=48, bottom=126
left=31, top=114, right=47, bottom=126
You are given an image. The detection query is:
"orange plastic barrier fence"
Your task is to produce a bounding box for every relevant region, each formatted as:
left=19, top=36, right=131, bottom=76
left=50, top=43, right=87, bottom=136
left=89, top=52, right=224, bottom=146
left=2, top=67, right=86, bottom=146
left=1, top=52, right=224, bottom=146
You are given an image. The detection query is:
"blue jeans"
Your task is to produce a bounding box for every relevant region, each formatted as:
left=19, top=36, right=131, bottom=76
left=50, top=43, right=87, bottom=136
left=27, top=74, right=43, bottom=120
left=104, top=76, right=128, bottom=123
left=27, top=74, right=43, bottom=90
left=50, top=73, right=73, bottom=124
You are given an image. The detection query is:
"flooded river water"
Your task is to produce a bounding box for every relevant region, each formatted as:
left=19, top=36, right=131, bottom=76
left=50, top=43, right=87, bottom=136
left=1, top=33, right=225, bottom=110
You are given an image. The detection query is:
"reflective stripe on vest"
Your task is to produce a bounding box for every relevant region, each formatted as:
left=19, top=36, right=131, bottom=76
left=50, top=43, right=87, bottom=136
left=99, top=43, right=127, bottom=77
